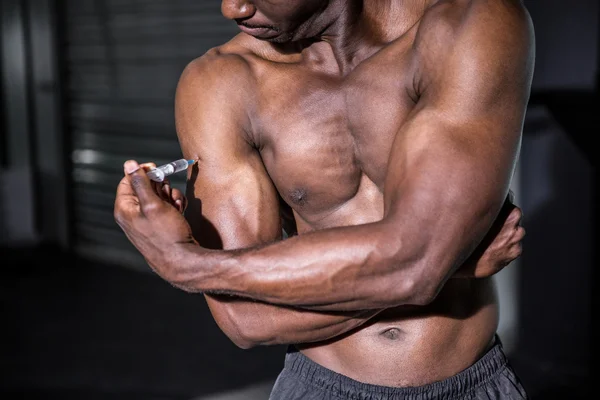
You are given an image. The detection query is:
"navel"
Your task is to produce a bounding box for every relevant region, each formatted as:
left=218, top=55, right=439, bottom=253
left=380, top=327, right=403, bottom=341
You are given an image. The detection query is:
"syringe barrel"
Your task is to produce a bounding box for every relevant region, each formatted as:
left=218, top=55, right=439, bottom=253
left=147, top=159, right=190, bottom=182
left=166, top=159, right=190, bottom=174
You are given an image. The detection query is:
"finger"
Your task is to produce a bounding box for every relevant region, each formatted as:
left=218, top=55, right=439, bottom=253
left=504, top=227, right=525, bottom=262
left=114, top=176, right=141, bottom=227
left=149, top=179, right=170, bottom=201
left=139, top=163, right=163, bottom=194
left=509, top=241, right=523, bottom=261
left=171, top=188, right=187, bottom=213
left=151, top=180, right=162, bottom=198
left=139, top=163, right=171, bottom=201
left=506, top=206, right=523, bottom=226
left=116, top=174, right=137, bottom=199
left=181, top=194, right=188, bottom=212
left=161, top=178, right=172, bottom=200
left=140, top=163, right=164, bottom=196
left=124, top=160, right=160, bottom=207
left=140, top=162, right=157, bottom=171
left=514, top=226, right=526, bottom=242
left=149, top=178, right=171, bottom=202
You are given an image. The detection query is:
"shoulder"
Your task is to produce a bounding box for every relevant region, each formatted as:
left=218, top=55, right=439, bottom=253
left=174, top=38, right=263, bottom=145
left=414, top=0, right=535, bottom=89
left=416, top=0, right=535, bottom=49
left=174, top=36, right=263, bottom=136
left=177, top=37, right=258, bottom=98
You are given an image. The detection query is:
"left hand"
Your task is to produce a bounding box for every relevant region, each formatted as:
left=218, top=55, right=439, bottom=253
left=454, top=191, right=525, bottom=278
left=113, top=160, right=196, bottom=275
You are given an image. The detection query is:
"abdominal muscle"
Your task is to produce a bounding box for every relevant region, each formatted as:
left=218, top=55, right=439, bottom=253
left=297, top=277, right=500, bottom=387
left=288, top=175, right=500, bottom=387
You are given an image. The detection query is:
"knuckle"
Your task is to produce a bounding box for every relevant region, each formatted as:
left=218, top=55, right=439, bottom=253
left=508, top=207, right=522, bottom=223
left=510, top=227, right=525, bottom=244
left=514, top=206, right=523, bottom=219
left=113, top=210, right=122, bottom=224
left=113, top=208, right=127, bottom=227
left=512, top=243, right=523, bottom=258
left=130, top=174, right=146, bottom=189
left=141, top=201, right=161, bottom=216
left=140, top=162, right=156, bottom=170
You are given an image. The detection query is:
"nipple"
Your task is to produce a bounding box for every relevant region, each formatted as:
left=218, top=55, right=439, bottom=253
left=290, top=188, right=308, bottom=207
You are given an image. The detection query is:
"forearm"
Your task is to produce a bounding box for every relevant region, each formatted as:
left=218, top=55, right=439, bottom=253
left=166, top=220, right=433, bottom=311
left=204, top=294, right=382, bottom=349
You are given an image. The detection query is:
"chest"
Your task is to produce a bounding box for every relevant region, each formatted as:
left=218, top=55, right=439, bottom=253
left=252, top=51, right=418, bottom=222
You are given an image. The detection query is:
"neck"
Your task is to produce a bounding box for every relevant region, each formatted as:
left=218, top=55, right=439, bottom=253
left=276, top=0, right=432, bottom=75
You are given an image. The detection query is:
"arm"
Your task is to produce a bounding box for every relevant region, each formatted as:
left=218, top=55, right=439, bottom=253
left=174, top=52, right=382, bottom=348
left=164, top=5, right=535, bottom=310
left=114, top=4, right=533, bottom=312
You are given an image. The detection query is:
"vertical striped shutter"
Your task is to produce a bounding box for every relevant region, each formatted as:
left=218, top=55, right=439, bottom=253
left=62, top=0, right=238, bottom=270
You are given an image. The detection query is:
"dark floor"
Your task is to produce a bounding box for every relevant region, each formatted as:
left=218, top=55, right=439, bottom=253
left=1, top=244, right=592, bottom=399
left=1, top=244, right=286, bottom=399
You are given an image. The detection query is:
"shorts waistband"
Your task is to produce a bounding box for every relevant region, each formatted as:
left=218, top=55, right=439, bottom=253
left=283, top=336, right=508, bottom=400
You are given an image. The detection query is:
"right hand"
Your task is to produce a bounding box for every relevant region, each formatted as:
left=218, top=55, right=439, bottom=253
left=454, top=191, right=525, bottom=278
left=140, top=162, right=188, bottom=214
left=114, top=160, right=197, bottom=284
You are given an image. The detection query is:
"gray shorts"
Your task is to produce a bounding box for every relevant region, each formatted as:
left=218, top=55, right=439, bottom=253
left=269, top=337, right=527, bottom=400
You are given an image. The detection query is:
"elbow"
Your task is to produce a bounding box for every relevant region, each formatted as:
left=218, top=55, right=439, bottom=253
left=406, top=279, right=438, bottom=306
left=377, top=232, right=441, bottom=307
left=213, top=320, right=260, bottom=349
left=213, top=316, right=261, bottom=349
left=228, top=321, right=286, bottom=349
left=227, top=321, right=271, bottom=349
left=230, top=328, right=282, bottom=350
left=229, top=333, right=260, bottom=350
left=402, top=255, right=448, bottom=306
left=217, top=307, right=272, bottom=350
left=384, top=269, right=438, bottom=307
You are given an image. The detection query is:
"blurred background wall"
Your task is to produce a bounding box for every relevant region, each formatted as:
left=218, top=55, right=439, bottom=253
left=1, top=0, right=597, bottom=399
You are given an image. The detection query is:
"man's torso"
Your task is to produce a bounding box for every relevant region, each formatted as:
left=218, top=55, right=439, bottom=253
left=207, top=0, right=511, bottom=387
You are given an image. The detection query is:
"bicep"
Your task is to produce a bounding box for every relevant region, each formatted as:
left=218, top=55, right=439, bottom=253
left=174, top=55, right=282, bottom=250
left=383, top=9, right=533, bottom=279
left=383, top=108, right=517, bottom=271
left=184, top=153, right=282, bottom=250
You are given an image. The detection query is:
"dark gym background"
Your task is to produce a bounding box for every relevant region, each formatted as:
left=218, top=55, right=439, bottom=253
left=1, top=0, right=596, bottom=399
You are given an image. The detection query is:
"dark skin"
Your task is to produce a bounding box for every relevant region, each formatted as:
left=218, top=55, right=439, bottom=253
left=114, top=0, right=534, bottom=387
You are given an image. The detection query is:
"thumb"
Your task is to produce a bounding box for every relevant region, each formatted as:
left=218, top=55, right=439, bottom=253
left=124, top=160, right=159, bottom=207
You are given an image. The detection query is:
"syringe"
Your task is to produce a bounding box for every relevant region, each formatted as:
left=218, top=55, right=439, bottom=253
left=146, top=159, right=195, bottom=182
